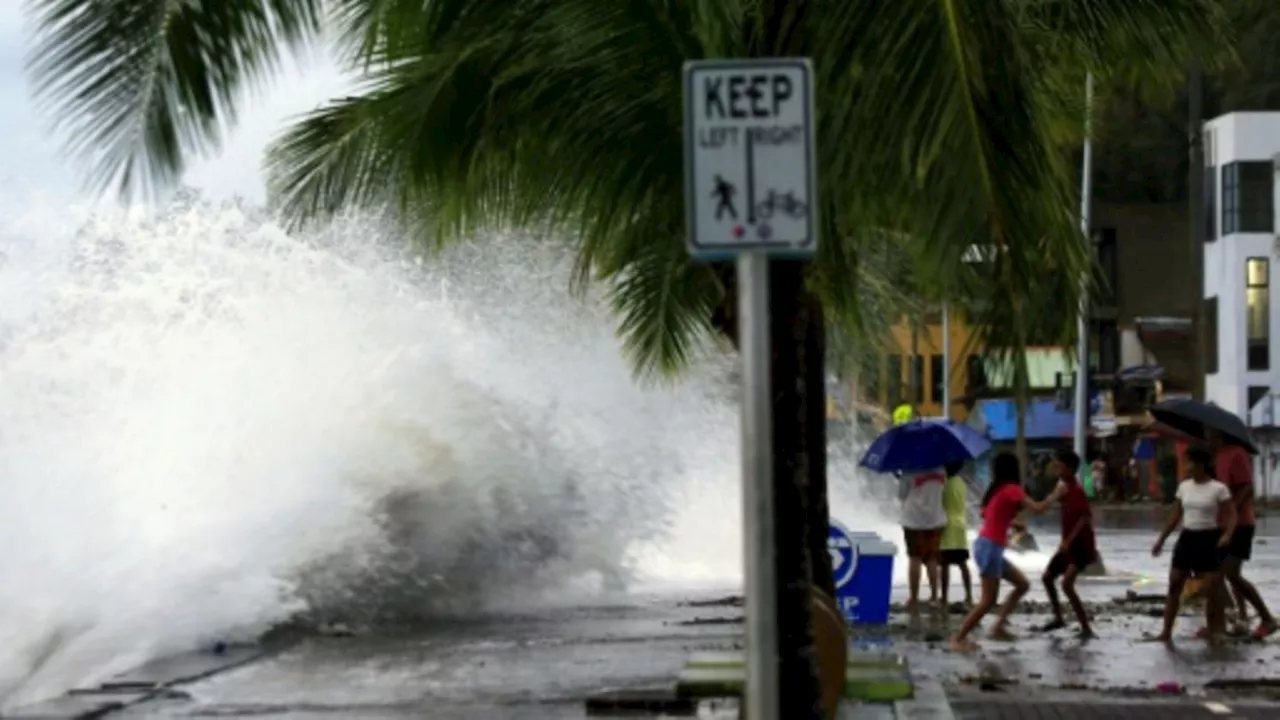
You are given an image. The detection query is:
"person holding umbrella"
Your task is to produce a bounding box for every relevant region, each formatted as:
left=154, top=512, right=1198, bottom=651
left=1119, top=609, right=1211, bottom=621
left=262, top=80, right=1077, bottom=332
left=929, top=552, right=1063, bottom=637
left=860, top=419, right=992, bottom=612
left=1207, top=428, right=1277, bottom=639
left=1148, top=398, right=1277, bottom=640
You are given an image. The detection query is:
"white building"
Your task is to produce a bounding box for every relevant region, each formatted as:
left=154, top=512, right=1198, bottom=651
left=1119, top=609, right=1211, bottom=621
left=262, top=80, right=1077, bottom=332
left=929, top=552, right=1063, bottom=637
left=1202, top=112, right=1280, bottom=496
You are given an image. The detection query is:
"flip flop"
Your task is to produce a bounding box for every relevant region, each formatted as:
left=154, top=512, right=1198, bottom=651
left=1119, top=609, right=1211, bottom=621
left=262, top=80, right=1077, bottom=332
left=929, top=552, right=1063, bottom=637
left=1252, top=622, right=1278, bottom=641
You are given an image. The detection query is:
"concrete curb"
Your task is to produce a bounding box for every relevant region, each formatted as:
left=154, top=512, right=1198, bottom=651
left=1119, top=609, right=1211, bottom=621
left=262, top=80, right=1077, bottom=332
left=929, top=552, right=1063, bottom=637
left=7, top=646, right=271, bottom=719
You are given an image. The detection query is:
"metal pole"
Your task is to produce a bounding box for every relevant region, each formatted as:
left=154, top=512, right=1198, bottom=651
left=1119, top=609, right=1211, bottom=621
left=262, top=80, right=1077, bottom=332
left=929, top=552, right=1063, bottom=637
left=1073, top=73, right=1095, bottom=459
left=738, top=249, right=778, bottom=720
left=1188, top=63, right=1206, bottom=401
left=942, top=299, right=951, bottom=419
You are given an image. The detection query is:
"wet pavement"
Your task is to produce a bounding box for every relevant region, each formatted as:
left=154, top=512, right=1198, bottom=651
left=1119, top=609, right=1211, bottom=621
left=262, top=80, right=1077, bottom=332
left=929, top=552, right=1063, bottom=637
left=20, top=509, right=1280, bottom=718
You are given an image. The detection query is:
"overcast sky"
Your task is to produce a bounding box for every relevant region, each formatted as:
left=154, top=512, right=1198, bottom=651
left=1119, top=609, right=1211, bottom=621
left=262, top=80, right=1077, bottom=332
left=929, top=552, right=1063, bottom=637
left=0, top=6, right=348, bottom=203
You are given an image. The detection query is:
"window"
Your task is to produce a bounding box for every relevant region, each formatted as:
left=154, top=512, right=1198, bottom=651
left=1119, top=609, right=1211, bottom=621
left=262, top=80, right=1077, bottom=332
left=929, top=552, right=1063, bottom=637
left=1092, top=228, right=1117, bottom=306
left=911, top=355, right=925, bottom=404
left=1205, top=296, right=1219, bottom=375
left=1249, top=386, right=1269, bottom=411
left=966, top=354, right=987, bottom=393
left=1247, top=258, right=1270, bottom=370
left=887, top=354, right=903, bottom=407
left=1096, top=321, right=1120, bottom=375
left=930, top=354, right=944, bottom=404
left=1222, top=161, right=1275, bottom=234
left=864, top=354, right=881, bottom=405
left=1205, top=165, right=1218, bottom=241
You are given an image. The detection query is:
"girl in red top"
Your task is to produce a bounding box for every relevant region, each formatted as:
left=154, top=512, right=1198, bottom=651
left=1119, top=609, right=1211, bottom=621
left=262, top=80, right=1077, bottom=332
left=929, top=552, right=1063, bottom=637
left=949, top=453, right=1055, bottom=653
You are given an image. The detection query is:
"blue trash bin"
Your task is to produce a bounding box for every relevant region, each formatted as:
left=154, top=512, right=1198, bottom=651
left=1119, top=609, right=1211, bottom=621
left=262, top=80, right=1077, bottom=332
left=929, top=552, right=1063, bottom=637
left=828, top=520, right=897, bottom=626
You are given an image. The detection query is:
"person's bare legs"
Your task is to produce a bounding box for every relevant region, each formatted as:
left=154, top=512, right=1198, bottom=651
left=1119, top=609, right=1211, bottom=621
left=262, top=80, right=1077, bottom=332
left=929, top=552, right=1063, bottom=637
left=1222, top=556, right=1277, bottom=636
left=1041, top=565, right=1066, bottom=629
left=950, top=575, right=1000, bottom=652
left=1232, top=582, right=1250, bottom=630
left=1061, top=565, right=1093, bottom=638
left=989, top=562, right=1030, bottom=640
left=925, top=554, right=941, bottom=605
left=907, top=554, right=922, bottom=612
left=940, top=562, right=951, bottom=607
left=1149, top=568, right=1188, bottom=643
left=960, top=563, right=974, bottom=605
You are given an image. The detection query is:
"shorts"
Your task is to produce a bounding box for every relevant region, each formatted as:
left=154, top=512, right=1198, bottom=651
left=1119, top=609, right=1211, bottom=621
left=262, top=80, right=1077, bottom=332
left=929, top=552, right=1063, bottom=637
left=1045, top=542, right=1097, bottom=577
left=1171, top=529, right=1226, bottom=576
left=940, top=548, right=970, bottom=566
left=972, top=537, right=1005, bottom=579
left=903, top=528, right=943, bottom=560
left=1227, top=525, right=1255, bottom=561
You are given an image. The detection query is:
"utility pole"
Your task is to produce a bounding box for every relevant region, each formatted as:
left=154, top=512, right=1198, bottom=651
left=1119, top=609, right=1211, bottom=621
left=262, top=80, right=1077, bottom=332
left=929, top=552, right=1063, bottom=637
left=1188, top=63, right=1206, bottom=401
left=1073, top=73, right=1095, bottom=459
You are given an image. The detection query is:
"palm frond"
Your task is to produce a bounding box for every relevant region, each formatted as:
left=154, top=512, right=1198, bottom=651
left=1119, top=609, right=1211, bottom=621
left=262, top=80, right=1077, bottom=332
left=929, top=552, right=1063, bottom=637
left=26, top=0, right=324, bottom=198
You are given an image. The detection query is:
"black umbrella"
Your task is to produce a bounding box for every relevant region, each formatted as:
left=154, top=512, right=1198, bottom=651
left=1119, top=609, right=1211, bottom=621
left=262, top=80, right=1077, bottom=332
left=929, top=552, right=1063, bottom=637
left=1148, top=398, right=1259, bottom=455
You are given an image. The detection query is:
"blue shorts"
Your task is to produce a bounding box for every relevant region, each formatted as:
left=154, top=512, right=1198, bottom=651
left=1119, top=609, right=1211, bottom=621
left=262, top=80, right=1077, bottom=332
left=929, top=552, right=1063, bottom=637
left=973, top=537, right=1005, bottom=579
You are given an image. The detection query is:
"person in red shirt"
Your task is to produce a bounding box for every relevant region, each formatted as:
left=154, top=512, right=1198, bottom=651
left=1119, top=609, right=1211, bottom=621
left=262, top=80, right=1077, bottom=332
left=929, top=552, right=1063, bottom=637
left=1034, top=449, right=1096, bottom=638
left=1206, top=429, right=1277, bottom=639
left=948, top=452, right=1055, bottom=653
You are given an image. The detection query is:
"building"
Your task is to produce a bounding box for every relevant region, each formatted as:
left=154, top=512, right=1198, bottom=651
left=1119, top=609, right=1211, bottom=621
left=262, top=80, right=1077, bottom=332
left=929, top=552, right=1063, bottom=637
left=853, top=308, right=979, bottom=422
left=1202, top=112, right=1278, bottom=420
left=1200, top=111, right=1280, bottom=497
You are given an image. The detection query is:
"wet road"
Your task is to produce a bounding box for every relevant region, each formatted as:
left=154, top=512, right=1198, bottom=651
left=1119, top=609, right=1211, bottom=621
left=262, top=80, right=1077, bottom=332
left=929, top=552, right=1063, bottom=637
left=82, top=510, right=1280, bottom=717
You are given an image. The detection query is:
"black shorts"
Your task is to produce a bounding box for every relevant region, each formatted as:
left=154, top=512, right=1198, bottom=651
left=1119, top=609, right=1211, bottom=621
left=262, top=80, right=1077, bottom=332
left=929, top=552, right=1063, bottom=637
left=940, top=548, right=970, bottom=566
left=1172, top=529, right=1226, bottom=576
left=1045, top=542, right=1097, bottom=577
left=1227, top=525, right=1255, bottom=562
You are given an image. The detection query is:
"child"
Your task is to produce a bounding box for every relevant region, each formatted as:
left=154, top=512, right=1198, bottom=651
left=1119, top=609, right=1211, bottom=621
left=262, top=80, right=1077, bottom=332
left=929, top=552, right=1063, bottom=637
left=949, top=452, right=1055, bottom=652
left=939, top=460, right=973, bottom=608
left=1035, top=449, right=1097, bottom=638
left=1147, top=444, right=1237, bottom=644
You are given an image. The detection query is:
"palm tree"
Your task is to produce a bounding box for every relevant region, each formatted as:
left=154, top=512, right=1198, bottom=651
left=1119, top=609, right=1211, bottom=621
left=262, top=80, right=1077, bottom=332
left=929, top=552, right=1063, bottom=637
left=28, top=0, right=1227, bottom=715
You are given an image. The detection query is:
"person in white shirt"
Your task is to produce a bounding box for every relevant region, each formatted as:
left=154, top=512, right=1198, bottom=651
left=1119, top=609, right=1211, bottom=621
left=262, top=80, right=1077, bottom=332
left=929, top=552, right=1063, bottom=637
left=900, top=467, right=947, bottom=611
left=1148, top=445, right=1238, bottom=644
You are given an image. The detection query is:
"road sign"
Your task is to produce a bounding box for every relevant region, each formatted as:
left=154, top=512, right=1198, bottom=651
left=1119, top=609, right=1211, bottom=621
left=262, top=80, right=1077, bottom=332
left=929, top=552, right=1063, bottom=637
left=683, top=59, right=817, bottom=259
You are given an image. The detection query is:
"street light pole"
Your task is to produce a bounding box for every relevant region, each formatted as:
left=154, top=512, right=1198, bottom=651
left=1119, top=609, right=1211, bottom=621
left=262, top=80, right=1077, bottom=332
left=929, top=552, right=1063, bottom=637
left=1073, top=73, right=1095, bottom=459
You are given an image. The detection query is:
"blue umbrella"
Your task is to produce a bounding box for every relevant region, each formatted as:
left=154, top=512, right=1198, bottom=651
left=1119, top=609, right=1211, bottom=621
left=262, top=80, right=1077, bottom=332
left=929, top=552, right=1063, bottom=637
left=860, top=419, right=992, bottom=474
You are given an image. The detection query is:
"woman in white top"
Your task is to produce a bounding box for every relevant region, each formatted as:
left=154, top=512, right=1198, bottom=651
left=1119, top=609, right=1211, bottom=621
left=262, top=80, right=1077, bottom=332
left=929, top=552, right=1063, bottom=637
left=1148, top=445, right=1238, bottom=644
left=900, top=467, right=947, bottom=611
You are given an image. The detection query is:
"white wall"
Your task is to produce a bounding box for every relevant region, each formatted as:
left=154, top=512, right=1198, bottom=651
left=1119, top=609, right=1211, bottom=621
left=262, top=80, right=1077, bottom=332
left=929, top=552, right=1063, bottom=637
left=1204, top=112, right=1280, bottom=495
left=1203, top=113, right=1280, bottom=419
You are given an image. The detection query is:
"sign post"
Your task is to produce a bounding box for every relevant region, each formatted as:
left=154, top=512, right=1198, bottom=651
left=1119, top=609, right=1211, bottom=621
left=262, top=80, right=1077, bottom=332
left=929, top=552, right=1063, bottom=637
left=683, top=58, right=818, bottom=719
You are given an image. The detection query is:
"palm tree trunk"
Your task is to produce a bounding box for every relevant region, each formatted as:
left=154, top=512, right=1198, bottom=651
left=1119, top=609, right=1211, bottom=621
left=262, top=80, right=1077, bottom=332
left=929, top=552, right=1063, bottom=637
left=752, top=4, right=824, bottom=717
left=766, top=260, right=824, bottom=718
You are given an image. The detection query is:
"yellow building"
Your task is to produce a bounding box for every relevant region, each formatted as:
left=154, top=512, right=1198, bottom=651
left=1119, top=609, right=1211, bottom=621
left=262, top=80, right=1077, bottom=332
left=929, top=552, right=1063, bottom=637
left=858, top=309, right=980, bottom=422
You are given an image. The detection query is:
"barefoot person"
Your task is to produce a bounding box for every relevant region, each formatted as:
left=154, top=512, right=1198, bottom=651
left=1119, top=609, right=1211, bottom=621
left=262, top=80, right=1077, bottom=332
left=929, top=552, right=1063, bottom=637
left=1035, top=450, right=1097, bottom=638
left=1148, top=445, right=1237, bottom=644
left=940, top=460, right=974, bottom=608
left=901, top=467, right=947, bottom=611
left=1206, top=429, right=1277, bottom=640
left=949, top=453, right=1054, bottom=652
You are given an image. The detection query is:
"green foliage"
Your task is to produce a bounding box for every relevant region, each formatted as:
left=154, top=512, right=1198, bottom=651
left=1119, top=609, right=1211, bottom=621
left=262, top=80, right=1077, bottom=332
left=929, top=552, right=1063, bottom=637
left=27, top=0, right=1229, bottom=385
